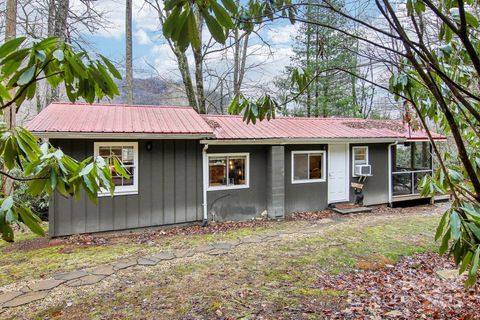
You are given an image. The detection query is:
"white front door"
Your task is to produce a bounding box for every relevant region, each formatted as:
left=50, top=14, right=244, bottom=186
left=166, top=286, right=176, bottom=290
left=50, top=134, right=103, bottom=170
left=328, top=144, right=349, bottom=203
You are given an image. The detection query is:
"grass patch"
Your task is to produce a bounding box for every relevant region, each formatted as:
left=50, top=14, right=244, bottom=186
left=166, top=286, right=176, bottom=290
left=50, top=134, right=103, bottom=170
left=21, top=210, right=441, bottom=320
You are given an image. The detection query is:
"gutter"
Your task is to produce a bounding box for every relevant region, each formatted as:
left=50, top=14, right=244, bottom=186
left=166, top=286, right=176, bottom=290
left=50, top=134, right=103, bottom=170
left=202, top=144, right=209, bottom=226
left=387, top=140, right=399, bottom=207
left=200, top=137, right=406, bottom=145
left=30, top=132, right=215, bottom=140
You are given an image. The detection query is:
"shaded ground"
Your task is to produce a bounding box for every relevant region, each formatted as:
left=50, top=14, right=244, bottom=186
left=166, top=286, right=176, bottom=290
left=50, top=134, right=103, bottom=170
left=1, top=203, right=477, bottom=319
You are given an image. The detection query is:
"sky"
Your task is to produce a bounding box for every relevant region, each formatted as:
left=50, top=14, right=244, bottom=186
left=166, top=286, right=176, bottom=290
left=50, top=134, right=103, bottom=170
left=82, top=0, right=298, bottom=86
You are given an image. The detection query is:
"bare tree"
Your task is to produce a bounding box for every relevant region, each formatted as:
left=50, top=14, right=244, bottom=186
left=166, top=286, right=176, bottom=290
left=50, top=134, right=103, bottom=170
left=3, top=0, right=17, bottom=197
left=125, top=0, right=133, bottom=104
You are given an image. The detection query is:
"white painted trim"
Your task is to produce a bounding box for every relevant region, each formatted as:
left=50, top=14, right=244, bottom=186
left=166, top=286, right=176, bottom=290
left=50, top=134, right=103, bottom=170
left=202, top=145, right=209, bottom=221
left=201, top=138, right=405, bottom=145
left=352, top=146, right=369, bottom=177
left=94, top=141, right=139, bottom=196
left=291, top=150, right=327, bottom=184
left=32, top=132, right=214, bottom=140
left=206, top=152, right=250, bottom=191
left=388, top=141, right=399, bottom=206
left=327, top=143, right=350, bottom=204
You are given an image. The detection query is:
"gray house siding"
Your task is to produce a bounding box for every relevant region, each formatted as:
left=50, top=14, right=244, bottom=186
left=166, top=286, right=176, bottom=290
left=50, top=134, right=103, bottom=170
left=206, top=145, right=268, bottom=221
left=349, top=143, right=389, bottom=206
left=284, top=144, right=329, bottom=213
left=49, top=139, right=203, bottom=236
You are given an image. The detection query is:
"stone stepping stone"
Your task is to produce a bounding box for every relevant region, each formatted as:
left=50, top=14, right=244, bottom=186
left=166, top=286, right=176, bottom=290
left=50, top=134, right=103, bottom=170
left=53, top=270, right=88, bottom=281
left=91, top=265, right=115, bottom=276
left=28, top=279, right=65, bottom=292
left=112, top=259, right=137, bottom=271
left=151, top=251, right=175, bottom=261
left=207, top=249, right=229, bottom=256
left=0, top=291, right=23, bottom=306
left=240, top=236, right=263, bottom=244
left=212, top=242, right=234, bottom=250
left=66, top=275, right=106, bottom=287
left=174, top=249, right=196, bottom=258
left=2, top=291, right=48, bottom=308
left=436, top=269, right=462, bottom=280
left=195, top=245, right=215, bottom=253
left=137, top=257, right=158, bottom=266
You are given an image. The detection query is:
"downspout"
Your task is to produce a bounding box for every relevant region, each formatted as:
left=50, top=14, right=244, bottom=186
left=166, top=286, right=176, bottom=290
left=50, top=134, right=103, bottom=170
left=202, top=144, right=209, bottom=226
left=387, top=141, right=398, bottom=207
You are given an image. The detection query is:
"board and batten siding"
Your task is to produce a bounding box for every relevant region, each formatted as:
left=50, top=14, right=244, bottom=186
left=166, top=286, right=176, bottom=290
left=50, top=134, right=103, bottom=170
left=284, top=144, right=329, bottom=213
left=49, top=139, right=203, bottom=237
left=206, top=145, right=268, bottom=221
left=349, top=143, right=389, bottom=206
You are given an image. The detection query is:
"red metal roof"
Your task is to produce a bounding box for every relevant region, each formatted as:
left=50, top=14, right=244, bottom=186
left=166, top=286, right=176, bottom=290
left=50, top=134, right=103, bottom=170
left=203, top=115, right=446, bottom=140
left=26, top=102, right=214, bottom=136
left=26, top=103, right=445, bottom=141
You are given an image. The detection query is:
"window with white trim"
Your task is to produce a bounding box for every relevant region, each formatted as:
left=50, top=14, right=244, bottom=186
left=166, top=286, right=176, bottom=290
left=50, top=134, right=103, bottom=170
left=352, top=146, right=369, bottom=176
left=208, top=153, right=249, bottom=190
left=291, top=151, right=326, bottom=183
left=94, top=142, right=138, bottom=195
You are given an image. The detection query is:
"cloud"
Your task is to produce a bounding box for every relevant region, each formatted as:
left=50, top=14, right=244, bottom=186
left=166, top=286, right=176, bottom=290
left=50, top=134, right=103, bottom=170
left=266, top=24, right=298, bottom=45
left=135, top=29, right=152, bottom=45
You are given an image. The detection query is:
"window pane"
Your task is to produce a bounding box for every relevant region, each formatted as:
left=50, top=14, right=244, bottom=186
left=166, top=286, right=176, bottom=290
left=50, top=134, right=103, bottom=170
left=122, top=147, right=134, bottom=165
left=293, top=153, right=308, bottom=180
left=394, top=144, right=412, bottom=171
left=99, top=146, right=110, bottom=158
left=228, top=157, right=246, bottom=186
left=413, top=142, right=431, bottom=170
left=392, top=172, right=412, bottom=196
left=309, top=153, right=323, bottom=179
left=209, top=157, right=227, bottom=186
left=123, top=167, right=135, bottom=186
left=354, top=148, right=367, bottom=165
left=110, top=147, right=122, bottom=158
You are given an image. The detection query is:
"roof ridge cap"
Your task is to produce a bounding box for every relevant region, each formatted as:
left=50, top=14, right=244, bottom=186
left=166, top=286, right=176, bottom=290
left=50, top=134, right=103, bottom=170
left=50, top=102, right=194, bottom=110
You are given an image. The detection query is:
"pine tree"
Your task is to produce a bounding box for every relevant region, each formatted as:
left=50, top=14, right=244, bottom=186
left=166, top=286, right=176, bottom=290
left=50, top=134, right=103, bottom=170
left=285, top=0, right=358, bottom=117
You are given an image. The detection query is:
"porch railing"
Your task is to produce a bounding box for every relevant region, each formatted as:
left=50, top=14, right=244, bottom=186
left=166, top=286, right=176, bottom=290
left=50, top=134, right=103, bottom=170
left=392, top=169, right=433, bottom=197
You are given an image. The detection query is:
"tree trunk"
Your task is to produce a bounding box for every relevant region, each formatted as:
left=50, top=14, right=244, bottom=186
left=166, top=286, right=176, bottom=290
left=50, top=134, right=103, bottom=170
left=192, top=10, right=206, bottom=114
left=233, top=29, right=249, bottom=97
left=3, top=0, right=17, bottom=197
left=125, top=0, right=134, bottom=105
left=50, top=0, right=69, bottom=103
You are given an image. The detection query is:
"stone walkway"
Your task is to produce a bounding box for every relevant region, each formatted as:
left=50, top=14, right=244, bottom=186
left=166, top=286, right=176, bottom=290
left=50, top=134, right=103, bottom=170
left=0, top=218, right=340, bottom=309
left=0, top=206, right=444, bottom=309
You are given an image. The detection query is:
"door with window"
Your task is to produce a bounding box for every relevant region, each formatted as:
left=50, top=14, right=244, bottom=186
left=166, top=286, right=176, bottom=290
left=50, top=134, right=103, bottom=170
left=328, top=144, right=349, bottom=203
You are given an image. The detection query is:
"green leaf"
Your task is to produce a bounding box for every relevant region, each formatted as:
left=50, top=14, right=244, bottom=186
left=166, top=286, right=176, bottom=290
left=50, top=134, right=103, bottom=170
left=203, top=11, right=227, bottom=43
left=17, top=65, right=36, bottom=86
left=187, top=12, right=201, bottom=50
left=221, top=0, right=238, bottom=13
left=99, top=55, right=122, bottom=79
left=79, top=162, right=94, bottom=176
left=1, top=223, right=14, bottom=242
left=113, top=157, right=130, bottom=179
left=17, top=206, right=45, bottom=236
left=53, top=49, right=65, bottom=62
left=459, top=250, right=473, bottom=274
left=210, top=0, right=234, bottom=29
left=3, top=138, right=16, bottom=169
left=0, top=37, right=26, bottom=58
left=1, top=196, right=14, bottom=212
left=450, top=210, right=461, bottom=241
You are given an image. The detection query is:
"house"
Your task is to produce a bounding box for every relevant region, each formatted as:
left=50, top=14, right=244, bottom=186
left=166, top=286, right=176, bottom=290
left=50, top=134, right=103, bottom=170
left=26, top=103, right=447, bottom=237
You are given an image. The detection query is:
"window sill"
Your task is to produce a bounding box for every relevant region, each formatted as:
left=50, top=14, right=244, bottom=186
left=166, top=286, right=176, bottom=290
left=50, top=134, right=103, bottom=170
left=207, top=185, right=250, bottom=192
left=97, top=190, right=138, bottom=197
left=291, top=179, right=326, bottom=184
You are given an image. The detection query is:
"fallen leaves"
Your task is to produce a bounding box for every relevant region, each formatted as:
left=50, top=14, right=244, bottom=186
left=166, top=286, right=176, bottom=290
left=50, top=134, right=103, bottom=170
left=315, top=252, right=480, bottom=319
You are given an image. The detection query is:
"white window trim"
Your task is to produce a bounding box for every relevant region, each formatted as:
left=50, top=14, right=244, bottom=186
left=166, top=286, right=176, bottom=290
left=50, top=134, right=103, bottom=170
left=352, top=146, right=369, bottom=177
left=94, top=142, right=139, bottom=196
left=207, top=152, right=250, bottom=191
left=291, top=150, right=326, bottom=184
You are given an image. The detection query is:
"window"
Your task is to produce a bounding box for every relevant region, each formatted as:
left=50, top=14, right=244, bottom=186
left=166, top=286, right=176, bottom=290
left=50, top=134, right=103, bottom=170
left=291, top=151, right=326, bottom=183
left=352, top=146, right=369, bottom=176
left=94, top=142, right=138, bottom=196
left=208, top=153, right=249, bottom=190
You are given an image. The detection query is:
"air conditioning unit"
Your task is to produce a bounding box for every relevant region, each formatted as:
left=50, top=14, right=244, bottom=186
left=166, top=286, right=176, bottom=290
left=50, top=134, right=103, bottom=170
left=354, top=164, right=372, bottom=176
